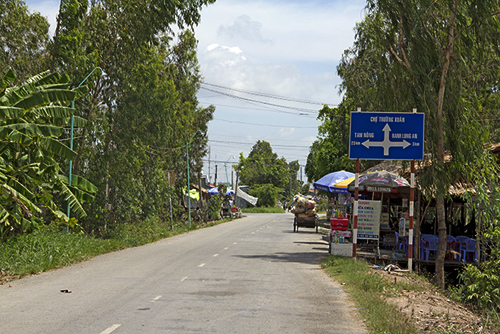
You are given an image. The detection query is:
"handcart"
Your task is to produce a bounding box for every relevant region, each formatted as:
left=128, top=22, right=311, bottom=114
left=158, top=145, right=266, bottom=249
left=294, top=213, right=318, bottom=233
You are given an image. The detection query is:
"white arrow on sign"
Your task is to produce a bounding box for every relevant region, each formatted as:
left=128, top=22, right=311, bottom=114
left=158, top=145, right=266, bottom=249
left=362, top=124, right=410, bottom=155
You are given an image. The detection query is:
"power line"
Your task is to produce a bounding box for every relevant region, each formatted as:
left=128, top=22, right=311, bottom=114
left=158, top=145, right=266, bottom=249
left=200, top=86, right=320, bottom=114
left=202, top=82, right=337, bottom=106
left=211, top=118, right=318, bottom=128
left=209, top=139, right=310, bottom=148
left=202, top=158, right=306, bottom=167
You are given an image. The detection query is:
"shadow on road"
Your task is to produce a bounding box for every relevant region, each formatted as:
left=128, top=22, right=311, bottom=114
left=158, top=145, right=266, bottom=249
left=294, top=241, right=326, bottom=246
left=233, top=250, right=328, bottom=265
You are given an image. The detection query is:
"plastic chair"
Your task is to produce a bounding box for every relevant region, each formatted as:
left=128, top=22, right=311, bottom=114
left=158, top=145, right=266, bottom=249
left=420, top=234, right=434, bottom=259
left=446, top=235, right=460, bottom=261
left=461, top=238, right=477, bottom=263
left=455, top=236, right=470, bottom=256
left=422, top=235, right=439, bottom=260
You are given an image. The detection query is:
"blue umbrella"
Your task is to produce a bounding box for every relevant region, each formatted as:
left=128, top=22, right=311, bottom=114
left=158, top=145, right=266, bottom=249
left=226, top=189, right=235, bottom=196
left=313, top=170, right=355, bottom=194
left=208, top=187, right=219, bottom=195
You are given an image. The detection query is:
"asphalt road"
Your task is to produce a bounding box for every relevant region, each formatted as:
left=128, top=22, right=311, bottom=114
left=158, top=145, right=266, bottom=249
left=0, top=213, right=366, bottom=334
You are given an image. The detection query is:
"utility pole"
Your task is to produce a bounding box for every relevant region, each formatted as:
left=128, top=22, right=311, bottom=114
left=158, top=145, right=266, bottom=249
left=208, top=146, right=211, bottom=184
left=215, top=165, right=218, bottom=186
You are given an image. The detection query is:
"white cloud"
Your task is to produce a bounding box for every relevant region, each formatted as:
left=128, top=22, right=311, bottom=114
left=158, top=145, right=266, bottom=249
left=217, top=15, right=273, bottom=45
left=196, top=0, right=366, bottom=64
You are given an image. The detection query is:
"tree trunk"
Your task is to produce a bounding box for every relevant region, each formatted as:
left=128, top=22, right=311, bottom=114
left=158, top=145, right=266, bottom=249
left=434, top=0, right=459, bottom=289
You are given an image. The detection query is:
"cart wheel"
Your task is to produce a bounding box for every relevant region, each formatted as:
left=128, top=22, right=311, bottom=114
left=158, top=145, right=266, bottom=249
left=315, top=220, right=318, bottom=233
left=293, top=217, right=297, bottom=232
left=328, top=241, right=331, bottom=254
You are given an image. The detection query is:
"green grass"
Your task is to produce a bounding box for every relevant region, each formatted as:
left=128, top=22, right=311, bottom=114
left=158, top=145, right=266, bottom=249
left=241, top=206, right=285, bottom=213
left=0, top=216, right=232, bottom=281
left=322, top=256, right=424, bottom=334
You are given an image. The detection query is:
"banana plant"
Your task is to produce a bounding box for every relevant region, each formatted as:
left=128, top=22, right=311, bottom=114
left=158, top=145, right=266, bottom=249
left=0, top=70, right=97, bottom=238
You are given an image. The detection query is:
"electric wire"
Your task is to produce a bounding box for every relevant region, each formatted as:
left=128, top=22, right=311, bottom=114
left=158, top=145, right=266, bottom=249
left=209, top=139, right=310, bottom=148
left=201, top=82, right=337, bottom=106
left=211, top=118, right=318, bottom=128
left=200, top=86, right=320, bottom=114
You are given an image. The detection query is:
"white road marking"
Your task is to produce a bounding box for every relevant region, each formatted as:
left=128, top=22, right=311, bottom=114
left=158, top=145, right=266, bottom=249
left=213, top=254, right=218, bottom=257
left=233, top=242, right=237, bottom=244
left=100, top=324, right=121, bottom=334
left=152, top=295, right=161, bottom=302
left=199, top=263, right=206, bottom=267
left=252, top=232, right=255, bottom=234
left=224, top=247, right=229, bottom=250
left=181, top=277, right=188, bottom=282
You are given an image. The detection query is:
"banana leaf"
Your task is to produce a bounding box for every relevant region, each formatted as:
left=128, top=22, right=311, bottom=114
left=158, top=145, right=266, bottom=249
left=14, top=89, right=77, bottom=110
left=0, top=106, right=23, bottom=119
left=58, top=174, right=98, bottom=193
left=40, top=137, right=76, bottom=160
left=6, top=129, right=33, bottom=145
left=57, top=179, right=87, bottom=218
left=29, top=106, right=75, bottom=119
left=3, top=123, right=63, bottom=137
left=2, top=183, right=42, bottom=215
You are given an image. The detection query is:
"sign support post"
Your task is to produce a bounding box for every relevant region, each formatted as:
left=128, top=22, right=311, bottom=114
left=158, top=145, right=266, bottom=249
left=353, top=158, right=359, bottom=258
left=409, top=159, right=415, bottom=272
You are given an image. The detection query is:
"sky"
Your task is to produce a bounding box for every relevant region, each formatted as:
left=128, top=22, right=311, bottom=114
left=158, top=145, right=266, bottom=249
left=25, top=0, right=367, bottom=185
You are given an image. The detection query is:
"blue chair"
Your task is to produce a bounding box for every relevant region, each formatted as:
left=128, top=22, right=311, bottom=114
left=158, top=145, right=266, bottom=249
left=455, top=236, right=470, bottom=257
left=446, top=235, right=460, bottom=261
left=420, top=234, right=434, bottom=259
left=422, top=235, right=439, bottom=260
left=461, top=238, right=477, bottom=262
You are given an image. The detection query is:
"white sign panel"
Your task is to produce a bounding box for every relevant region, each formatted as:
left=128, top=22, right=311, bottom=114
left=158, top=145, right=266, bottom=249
left=357, top=200, right=382, bottom=240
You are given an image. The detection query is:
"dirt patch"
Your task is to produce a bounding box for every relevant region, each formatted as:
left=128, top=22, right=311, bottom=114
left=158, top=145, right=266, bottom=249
left=0, top=273, right=20, bottom=286
left=374, top=269, right=496, bottom=333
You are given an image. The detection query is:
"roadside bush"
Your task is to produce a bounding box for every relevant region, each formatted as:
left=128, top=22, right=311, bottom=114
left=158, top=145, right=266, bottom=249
left=241, top=207, right=285, bottom=213
left=206, top=195, right=223, bottom=220
left=458, top=225, right=500, bottom=322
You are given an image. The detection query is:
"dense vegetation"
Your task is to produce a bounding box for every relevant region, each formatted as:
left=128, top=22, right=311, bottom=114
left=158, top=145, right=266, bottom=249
left=1, top=0, right=215, bottom=239
left=237, top=140, right=305, bottom=207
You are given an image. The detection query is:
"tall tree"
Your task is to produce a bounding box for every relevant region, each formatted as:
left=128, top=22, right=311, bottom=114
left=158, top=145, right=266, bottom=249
left=45, top=0, right=215, bottom=230
left=0, top=0, right=50, bottom=82
left=338, top=0, right=500, bottom=288
left=238, top=140, right=290, bottom=206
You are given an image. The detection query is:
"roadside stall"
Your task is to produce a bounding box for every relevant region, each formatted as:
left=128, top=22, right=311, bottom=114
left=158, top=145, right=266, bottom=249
left=313, top=170, right=355, bottom=220
left=346, top=170, right=411, bottom=259
left=312, top=171, right=357, bottom=255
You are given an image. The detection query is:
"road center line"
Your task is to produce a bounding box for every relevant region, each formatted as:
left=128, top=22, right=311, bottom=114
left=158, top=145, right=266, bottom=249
left=199, top=263, right=206, bottom=267
left=233, top=242, right=237, bottom=245
left=152, top=295, right=161, bottom=302
left=181, top=277, right=188, bottom=282
left=213, top=254, right=218, bottom=257
left=100, top=324, right=121, bottom=334
left=224, top=247, right=229, bottom=250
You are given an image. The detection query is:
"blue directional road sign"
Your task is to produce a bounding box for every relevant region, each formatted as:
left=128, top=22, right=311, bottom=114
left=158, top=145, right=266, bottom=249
left=349, top=112, right=424, bottom=160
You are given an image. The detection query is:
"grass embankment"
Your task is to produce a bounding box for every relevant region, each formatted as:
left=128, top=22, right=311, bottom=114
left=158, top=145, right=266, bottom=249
left=0, top=216, right=232, bottom=282
left=241, top=206, right=285, bottom=213
left=322, top=255, right=424, bottom=334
